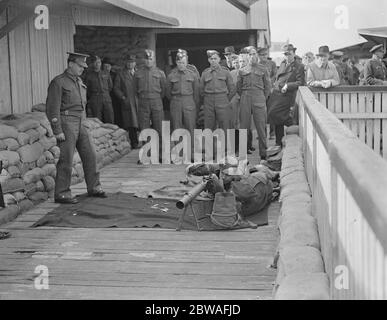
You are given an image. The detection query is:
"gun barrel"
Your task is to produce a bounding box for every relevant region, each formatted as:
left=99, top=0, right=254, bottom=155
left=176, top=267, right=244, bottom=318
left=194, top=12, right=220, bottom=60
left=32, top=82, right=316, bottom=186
left=176, top=181, right=207, bottom=209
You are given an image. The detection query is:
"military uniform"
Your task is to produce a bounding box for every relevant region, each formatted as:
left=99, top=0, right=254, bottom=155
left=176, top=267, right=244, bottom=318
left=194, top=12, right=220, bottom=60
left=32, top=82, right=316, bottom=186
left=200, top=65, right=236, bottom=132
left=84, top=69, right=114, bottom=123
left=364, top=58, right=387, bottom=85
left=167, top=67, right=199, bottom=134
left=332, top=59, right=349, bottom=85
left=46, top=53, right=104, bottom=203
left=237, top=63, right=271, bottom=159
left=135, top=65, right=166, bottom=136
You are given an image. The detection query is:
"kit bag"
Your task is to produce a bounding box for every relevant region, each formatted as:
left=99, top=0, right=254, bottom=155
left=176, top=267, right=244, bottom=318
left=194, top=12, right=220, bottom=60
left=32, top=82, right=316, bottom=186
left=210, top=192, right=239, bottom=228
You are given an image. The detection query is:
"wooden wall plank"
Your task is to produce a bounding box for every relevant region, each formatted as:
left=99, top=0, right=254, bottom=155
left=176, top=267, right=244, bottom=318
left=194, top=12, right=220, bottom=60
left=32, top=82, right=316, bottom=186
left=374, top=93, right=382, bottom=157
left=365, top=93, right=374, bottom=149
left=358, top=92, right=366, bottom=144
left=0, top=10, right=11, bottom=114
left=382, top=93, right=387, bottom=159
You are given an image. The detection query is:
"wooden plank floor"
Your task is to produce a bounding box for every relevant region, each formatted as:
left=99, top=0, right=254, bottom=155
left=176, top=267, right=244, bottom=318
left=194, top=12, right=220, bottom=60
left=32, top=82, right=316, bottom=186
left=0, top=146, right=280, bottom=300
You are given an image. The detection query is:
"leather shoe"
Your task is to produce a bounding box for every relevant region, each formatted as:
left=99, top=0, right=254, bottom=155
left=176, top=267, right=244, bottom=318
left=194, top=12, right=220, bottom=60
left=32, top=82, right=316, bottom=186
left=88, top=190, right=108, bottom=198
left=55, top=197, right=79, bottom=204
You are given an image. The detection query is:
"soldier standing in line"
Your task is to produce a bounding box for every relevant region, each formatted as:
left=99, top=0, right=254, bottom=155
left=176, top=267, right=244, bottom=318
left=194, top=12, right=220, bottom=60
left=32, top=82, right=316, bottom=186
left=237, top=46, right=271, bottom=160
left=364, top=44, right=387, bottom=85
left=176, top=49, right=200, bottom=79
left=166, top=50, right=200, bottom=135
left=135, top=49, right=167, bottom=138
left=46, top=52, right=107, bottom=204
left=114, top=55, right=139, bottom=149
left=200, top=50, right=236, bottom=135
left=84, top=55, right=115, bottom=123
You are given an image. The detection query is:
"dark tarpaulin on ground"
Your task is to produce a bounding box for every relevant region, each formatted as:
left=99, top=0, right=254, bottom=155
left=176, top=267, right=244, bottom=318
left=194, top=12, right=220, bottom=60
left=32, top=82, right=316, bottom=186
left=31, top=193, right=269, bottom=231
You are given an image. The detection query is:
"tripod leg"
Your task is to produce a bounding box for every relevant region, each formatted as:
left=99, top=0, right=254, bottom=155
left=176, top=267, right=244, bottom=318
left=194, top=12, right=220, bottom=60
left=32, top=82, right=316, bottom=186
left=176, top=206, right=188, bottom=231
left=190, top=203, right=202, bottom=232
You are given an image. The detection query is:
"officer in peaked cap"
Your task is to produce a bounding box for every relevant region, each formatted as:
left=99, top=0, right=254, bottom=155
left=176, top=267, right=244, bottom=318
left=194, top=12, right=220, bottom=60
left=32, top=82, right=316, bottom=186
left=200, top=50, right=236, bottom=140
left=364, top=44, right=387, bottom=85
left=46, top=52, right=107, bottom=204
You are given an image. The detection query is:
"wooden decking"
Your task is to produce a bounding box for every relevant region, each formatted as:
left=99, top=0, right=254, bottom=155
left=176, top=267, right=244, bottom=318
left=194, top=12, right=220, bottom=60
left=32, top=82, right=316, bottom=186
left=0, top=149, right=280, bottom=300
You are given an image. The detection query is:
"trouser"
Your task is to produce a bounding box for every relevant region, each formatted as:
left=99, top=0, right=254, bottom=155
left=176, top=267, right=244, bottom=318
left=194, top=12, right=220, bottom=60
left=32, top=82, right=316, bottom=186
left=229, top=94, right=240, bottom=129
left=138, top=97, right=164, bottom=136
left=275, top=125, right=285, bottom=147
left=203, top=94, right=231, bottom=132
left=55, top=115, right=101, bottom=198
left=128, top=127, right=139, bottom=148
left=170, top=95, right=196, bottom=134
left=87, top=95, right=114, bottom=124
left=239, top=92, right=267, bottom=158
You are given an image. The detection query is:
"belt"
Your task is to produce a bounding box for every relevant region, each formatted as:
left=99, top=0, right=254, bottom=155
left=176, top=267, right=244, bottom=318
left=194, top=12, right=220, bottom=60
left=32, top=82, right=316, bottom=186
left=139, top=93, right=161, bottom=99
left=60, top=110, right=84, bottom=117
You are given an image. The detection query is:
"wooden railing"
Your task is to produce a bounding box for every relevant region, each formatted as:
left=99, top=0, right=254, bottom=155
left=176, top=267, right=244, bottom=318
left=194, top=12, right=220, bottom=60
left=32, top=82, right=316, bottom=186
left=310, top=86, right=387, bottom=159
left=297, top=86, right=387, bottom=300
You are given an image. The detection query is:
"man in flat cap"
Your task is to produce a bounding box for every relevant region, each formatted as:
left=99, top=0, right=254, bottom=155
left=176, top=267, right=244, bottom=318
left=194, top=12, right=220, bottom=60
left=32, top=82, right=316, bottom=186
left=46, top=52, right=107, bottom=204
left=237, top=46, right=272, bottom=159
left=84, top=55, right=114, bottom=123
left=135, top=49, right=166, bottom=140
left=306, top=45, right=340, bottom=88
left=114, top=54, right=139, bottom=149
left=331, top=51, right=349, bottom=85
left=364, top=44, right=387, bottom=85
left=267, top=44, right=304, bottom=148
left=221, top=46, right=236, bottom=70
left=200, top=50, right=236, bottom=139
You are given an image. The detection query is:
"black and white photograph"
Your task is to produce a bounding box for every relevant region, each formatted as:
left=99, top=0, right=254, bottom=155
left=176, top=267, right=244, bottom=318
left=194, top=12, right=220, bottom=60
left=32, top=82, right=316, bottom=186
left=0, top=0, right=386, bottom=305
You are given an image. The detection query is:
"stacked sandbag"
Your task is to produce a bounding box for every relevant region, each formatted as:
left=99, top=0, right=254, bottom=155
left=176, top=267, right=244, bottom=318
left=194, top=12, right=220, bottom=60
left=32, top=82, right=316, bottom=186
left=83, top=118, right=131, bottom=170
left=0, top=112, right=131, bottom=224
left=0, top=112, right=56, bottom=222
left=272, top=127, right=330, bottom=300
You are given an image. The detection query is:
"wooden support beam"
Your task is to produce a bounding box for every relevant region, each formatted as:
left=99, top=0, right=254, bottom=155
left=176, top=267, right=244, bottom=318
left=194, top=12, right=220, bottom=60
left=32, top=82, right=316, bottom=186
left=0, top=9, right=34, bottom=40
left=0, top=0, right=12, bottom=16
left=225, top=0, right=250, bottom=13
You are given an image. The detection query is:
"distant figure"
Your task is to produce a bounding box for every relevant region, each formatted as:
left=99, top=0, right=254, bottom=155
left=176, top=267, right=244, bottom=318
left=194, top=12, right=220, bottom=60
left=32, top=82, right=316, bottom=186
left=84, top=55, right=114, bottom=123
left=258, top=47, right=277, bottom=85
left=221, top=46, right=236, bottom=70
left=331, top=51, right=350, bottom=85
left=176, top=49, right=200, bottom=79
left=344, top=57, right=360, bottom=85
left=230, top=54, right=241, bottom=130
left=102, top=57, right=121, bottom=128
left=364, top=44, right=387, bottom=85
left=306, top=46, right=340, bottom=88
left=113, top=55, right=139, bottom=149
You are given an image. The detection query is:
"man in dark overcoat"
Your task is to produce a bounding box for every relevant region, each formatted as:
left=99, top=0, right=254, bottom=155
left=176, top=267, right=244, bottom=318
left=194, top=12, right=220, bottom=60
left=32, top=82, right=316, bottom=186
left=267, top=44, right=304, bottom=147
left=113, top=55, right=139, bottom=149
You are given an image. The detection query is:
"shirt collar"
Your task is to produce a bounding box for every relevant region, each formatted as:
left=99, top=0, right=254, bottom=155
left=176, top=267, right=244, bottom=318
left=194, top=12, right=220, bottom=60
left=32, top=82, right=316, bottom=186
left=65, top=69, right=79, bottom=82
left=210, top=64, right=220, bottom=71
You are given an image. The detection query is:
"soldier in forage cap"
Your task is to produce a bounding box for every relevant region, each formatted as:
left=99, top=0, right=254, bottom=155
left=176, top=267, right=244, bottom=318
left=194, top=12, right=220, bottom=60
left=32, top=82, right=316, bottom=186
left=237, top=46, right=272, bottom=159
left=200, top=50, right=236, bottom=136
left=46, top=52, right=107, bottom=204
left=135, top=49, right=166, bottom=138
left=175, top=49, right=200, bottom=79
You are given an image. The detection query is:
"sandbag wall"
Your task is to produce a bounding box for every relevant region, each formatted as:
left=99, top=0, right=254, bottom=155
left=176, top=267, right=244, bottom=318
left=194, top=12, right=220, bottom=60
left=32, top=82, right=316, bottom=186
left=272, top=129, right=330, bottom=300
left=0, top=112, right=131, bottom=225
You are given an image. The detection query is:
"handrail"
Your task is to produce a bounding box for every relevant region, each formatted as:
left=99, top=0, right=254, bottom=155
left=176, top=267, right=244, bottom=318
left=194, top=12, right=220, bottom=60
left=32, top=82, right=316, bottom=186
left=298, top=86, right=387, bottom=250
left=309, top=85, right=387, bottom=93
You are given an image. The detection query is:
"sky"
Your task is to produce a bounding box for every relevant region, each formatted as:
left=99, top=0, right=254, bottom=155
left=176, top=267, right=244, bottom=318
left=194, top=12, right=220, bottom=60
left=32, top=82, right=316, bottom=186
left=269, top=0, right=387, bottom=55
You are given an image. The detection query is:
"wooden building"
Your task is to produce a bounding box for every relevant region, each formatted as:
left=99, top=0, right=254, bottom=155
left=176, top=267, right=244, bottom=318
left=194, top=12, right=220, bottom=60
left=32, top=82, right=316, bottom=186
left=0, top=0, right=271, bottom=115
